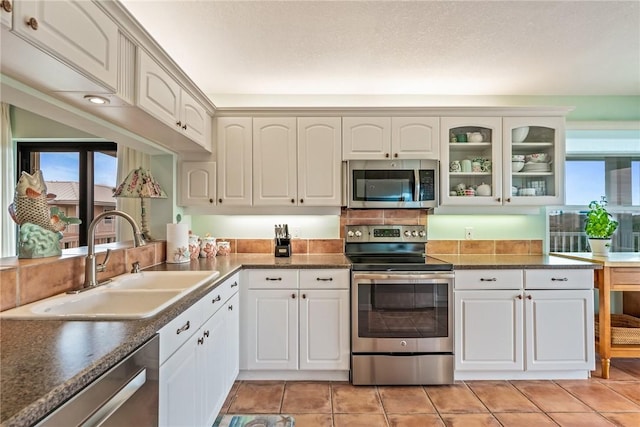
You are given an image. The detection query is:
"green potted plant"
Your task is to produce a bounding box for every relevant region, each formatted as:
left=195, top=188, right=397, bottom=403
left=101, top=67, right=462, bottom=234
left=585, top=196, right=619, bottom=256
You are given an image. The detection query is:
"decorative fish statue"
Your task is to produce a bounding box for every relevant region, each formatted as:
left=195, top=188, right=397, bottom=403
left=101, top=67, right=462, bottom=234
left=8, top=170, right=78, bottom=233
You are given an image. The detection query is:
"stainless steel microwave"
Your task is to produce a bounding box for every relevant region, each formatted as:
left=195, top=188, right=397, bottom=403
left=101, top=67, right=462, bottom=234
left=347, top=159, right=439, bottom=209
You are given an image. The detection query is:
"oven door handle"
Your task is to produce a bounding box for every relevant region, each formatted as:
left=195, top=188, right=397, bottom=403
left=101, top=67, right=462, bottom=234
left=353, top=272, right=454, bottom=281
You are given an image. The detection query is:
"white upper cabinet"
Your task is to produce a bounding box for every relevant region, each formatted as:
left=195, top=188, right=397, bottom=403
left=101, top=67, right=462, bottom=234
left=11, top=0, right=119, bottom=89
left=297, top=117, right=342, bottom=206
left=253, top=117, right=298, bottom=206
left=137, top=49, right=211, bottom=150
left=343, top=117, right=438, bottom=160
left=391, top=117, right=440, bottom=159
left=216, top=117, right=253, bottom=206
left=342, top=117, right=391, bottom=159
left=179, top=162, right=216, bottom=206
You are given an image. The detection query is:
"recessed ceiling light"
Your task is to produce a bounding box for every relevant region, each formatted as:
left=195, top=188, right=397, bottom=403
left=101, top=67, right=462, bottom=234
left=84, top=95, right=110, bottom=105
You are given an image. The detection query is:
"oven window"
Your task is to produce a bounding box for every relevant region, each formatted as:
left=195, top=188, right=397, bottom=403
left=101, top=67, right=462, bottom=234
left=357, top=283, right=449, bottom=338
left=352, top=170, right=415, bottom=202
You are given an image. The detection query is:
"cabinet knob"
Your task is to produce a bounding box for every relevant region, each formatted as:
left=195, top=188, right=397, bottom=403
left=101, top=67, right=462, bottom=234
left=291, top=293, right=296, bottom=299
left=496, top=197, right=501, bottom=202
left=516, top=294, right=523, bottom=300
left=385, top=153, right=390, bottom=158
left=526, top=294, right=532, bottom=300
left=506, top=198, right=512, bottom=203
left=394, top=153, right=398, bottom=158
left=218, top=198, right=222, bottom=203
left=302, top=294, right=306, bottom=299
left=176, top=121, right=182, bottom=127
left=209, top=198, right=214, bottom=204
left=299, top=198, right=304, bottom=204
left=26, top=17, right=38, bottom=30
left=231, top=281, right=238, bottom=288
left=291, top=198, right=295, bottom=204
left=182, top=124, right=187, bottom=130
left=1, top=0, right=12, bottom=13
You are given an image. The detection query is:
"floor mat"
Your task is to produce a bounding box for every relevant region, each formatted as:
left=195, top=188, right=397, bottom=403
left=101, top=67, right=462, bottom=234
left=213, top=414, right=295, bottom=427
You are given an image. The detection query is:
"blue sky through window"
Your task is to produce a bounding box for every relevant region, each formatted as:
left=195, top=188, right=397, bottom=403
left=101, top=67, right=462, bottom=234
left=39, top=152, right=117, bottom=187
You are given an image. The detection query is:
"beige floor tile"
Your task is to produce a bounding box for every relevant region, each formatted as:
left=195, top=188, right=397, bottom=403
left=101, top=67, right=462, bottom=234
left=556, top=380, right=640, bottom=412
left=512, top=380, right=592, bottom=412
left=228, top=381, right=284, bottom=413
left=600, top=412, right=640, bottom=427
left=332, top=384, right=383, bottom=414
left=493, top=412, right=557, bottom=427
left=290, top=413, right=333, bottom=427
left=425, top=383, right=489, bottom=414
left=440, top=413, right=501, bottom=427
left=333, top=413, right=388, bottom=427
left=601, top=381, right=640, bottom=405
left=378, top=386, right=436, bottom=414
left=387, top=414, right=445, bottom=427
left=281, top=382, right=331, bottom=413
left=467, top=381, right=540, bottom=413
left=547, top=412, right=617, bottom=426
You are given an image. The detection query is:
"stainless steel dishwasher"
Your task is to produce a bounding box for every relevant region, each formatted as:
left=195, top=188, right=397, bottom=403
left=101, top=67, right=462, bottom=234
left=36, top=334, right=159, bottom=427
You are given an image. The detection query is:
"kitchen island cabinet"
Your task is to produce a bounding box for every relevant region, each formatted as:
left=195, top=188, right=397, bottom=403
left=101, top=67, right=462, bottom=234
left=552, top=252, right=640, bottom=379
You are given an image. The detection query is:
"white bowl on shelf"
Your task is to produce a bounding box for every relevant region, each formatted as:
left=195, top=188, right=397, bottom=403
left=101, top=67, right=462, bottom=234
left=512, top=127, right=529, bottom=143
left=512, top=161, right=525, bottom=172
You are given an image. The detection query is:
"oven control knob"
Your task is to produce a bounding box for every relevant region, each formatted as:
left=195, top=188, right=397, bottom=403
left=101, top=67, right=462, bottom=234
left=404, top=230, right=411, bottom=237
left=411, top=230, right=418, bottom=237
left=347, top=230, right=354, bottom=237
left=354, top=230, right=362, bottom=237
left=418, top=230, right=426, bottom=237
left=400, top=340, right=408, bottom=347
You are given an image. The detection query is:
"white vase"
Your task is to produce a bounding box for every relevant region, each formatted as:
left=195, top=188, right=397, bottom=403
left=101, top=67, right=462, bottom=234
left=588, top=238, right=612, bottom=256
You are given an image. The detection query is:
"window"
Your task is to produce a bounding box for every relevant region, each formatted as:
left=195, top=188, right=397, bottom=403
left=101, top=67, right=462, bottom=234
left=549, top=128, right=640, bottom=253
left=16, top=141, right=117, bottom=248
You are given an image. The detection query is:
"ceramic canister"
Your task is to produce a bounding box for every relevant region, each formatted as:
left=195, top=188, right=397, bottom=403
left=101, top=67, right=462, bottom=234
left=188, top=234, right=200, bottom=260
left=200, top=235, right=217, bottom=258
left=461, top=159, right=472, bottom=173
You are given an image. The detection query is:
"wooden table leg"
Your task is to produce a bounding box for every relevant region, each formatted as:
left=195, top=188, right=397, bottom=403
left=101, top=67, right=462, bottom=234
left=599, top=267, right=612, bottom=379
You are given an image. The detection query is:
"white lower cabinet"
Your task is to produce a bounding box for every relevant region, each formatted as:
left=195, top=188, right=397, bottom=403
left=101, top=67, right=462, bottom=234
left=241, top=269, right=350, bottom=379
left=454, top=269, right=594, bottom=380
left=159, top=273, right=240, bottom=426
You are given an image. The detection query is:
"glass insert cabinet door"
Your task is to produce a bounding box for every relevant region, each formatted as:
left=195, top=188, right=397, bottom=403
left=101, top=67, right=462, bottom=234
left=440, top=117, right=503, bottom=206
left=503, top=116, right=566, bottom=206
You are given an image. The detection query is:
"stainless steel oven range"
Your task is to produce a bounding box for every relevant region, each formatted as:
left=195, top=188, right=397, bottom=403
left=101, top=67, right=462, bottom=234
left=346, top=224, right=454, bottom=385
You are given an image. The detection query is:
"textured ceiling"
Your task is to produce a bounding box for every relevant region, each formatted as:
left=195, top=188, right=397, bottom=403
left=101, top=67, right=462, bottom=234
left=120, top=0, right=640, bottom=106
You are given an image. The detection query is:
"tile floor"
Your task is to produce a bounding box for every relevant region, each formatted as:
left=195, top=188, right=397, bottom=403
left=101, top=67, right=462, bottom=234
left=220, top=359, right=640, bottom=427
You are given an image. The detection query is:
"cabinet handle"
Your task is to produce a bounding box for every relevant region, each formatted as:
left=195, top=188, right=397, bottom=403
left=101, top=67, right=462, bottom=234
left=516, top=294, right=523, bottom=300
left=316, top=277, right=333, bottom=281
left=26, top=17, right=38, bottom=30
left=266, top=277, right=282, bottom=281
left=176, top=121, right=182, bottom=127
left=203, top=330, right=210, bottom=338
left=302, top=294, right=306, bottom=299
left=212, top=295, right=221, bottom=304
left=231, top=281, right=238, bottom=288
left=182, top=124, right=187, bottom=130
left=291, top=293, right=296, bottom=299
left=228, top=304, right=233, bottom=311
left=1, top=0, right=12, bottom=13
left=176, top=320, right=190, bottom=335
left=480, top=278, right=497, bottom=282
left=197, top=337, right=204, bottom=345
left=551, top=277, right=568, bottom=281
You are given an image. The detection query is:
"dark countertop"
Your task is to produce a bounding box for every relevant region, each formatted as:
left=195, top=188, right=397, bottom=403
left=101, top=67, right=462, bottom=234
left=0, top=252, right=597, bottom=426
left=434, top=254, right=601, bottom=270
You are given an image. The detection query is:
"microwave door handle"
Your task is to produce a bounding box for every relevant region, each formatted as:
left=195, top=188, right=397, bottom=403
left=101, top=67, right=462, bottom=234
left=414, top=169, right=420, bottom=202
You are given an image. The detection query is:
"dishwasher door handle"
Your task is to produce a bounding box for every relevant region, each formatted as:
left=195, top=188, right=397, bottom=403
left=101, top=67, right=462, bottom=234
left=82, top=368, right=146, bottom=427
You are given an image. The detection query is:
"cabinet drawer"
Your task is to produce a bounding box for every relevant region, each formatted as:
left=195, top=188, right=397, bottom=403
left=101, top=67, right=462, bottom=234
left=525, top=269, right=594, bottom=290
left=201, top=273, right=240, bottom=320
left=246, top=269, right=299, bottom=289
left=455, top=270, right=523, bottom=290
left=159, top=302, right=202, bottom=365
left=299, top=269, right=350, bottom=289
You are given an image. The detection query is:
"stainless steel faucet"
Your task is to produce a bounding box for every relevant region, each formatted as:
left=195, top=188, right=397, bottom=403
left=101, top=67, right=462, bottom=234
left=83, top=210, right=146, bottom=288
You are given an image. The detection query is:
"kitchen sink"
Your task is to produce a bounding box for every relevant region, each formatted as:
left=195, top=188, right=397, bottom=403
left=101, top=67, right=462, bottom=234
left=0, top=270, right=220, bottom=320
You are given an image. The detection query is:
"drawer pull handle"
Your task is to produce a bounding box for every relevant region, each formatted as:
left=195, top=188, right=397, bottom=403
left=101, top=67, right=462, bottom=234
left=228, top=304, right=233, bottom=311
left=197, top=337, right=204, bottom=345
left=551, top=277, right=568, bottom=281
left=266, top=277, right=282, bottom=281
left=480, top=278, right=497, bottom=282
left=176, top=321, right=190, bottom=335
left=231, top=281, right=238, bottom=288
left=203, top=330, right=210, bottom=338
left=212, top=295, right=221, bottom=303
left=316, top=277, right=333, bottom=281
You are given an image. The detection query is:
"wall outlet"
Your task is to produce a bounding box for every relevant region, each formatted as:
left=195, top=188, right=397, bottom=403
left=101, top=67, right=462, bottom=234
left=465, top=227, right=473, bottom=240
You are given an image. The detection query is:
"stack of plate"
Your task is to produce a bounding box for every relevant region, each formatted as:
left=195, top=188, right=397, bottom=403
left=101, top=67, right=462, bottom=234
left=522, top=162, right=551, bottom=172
